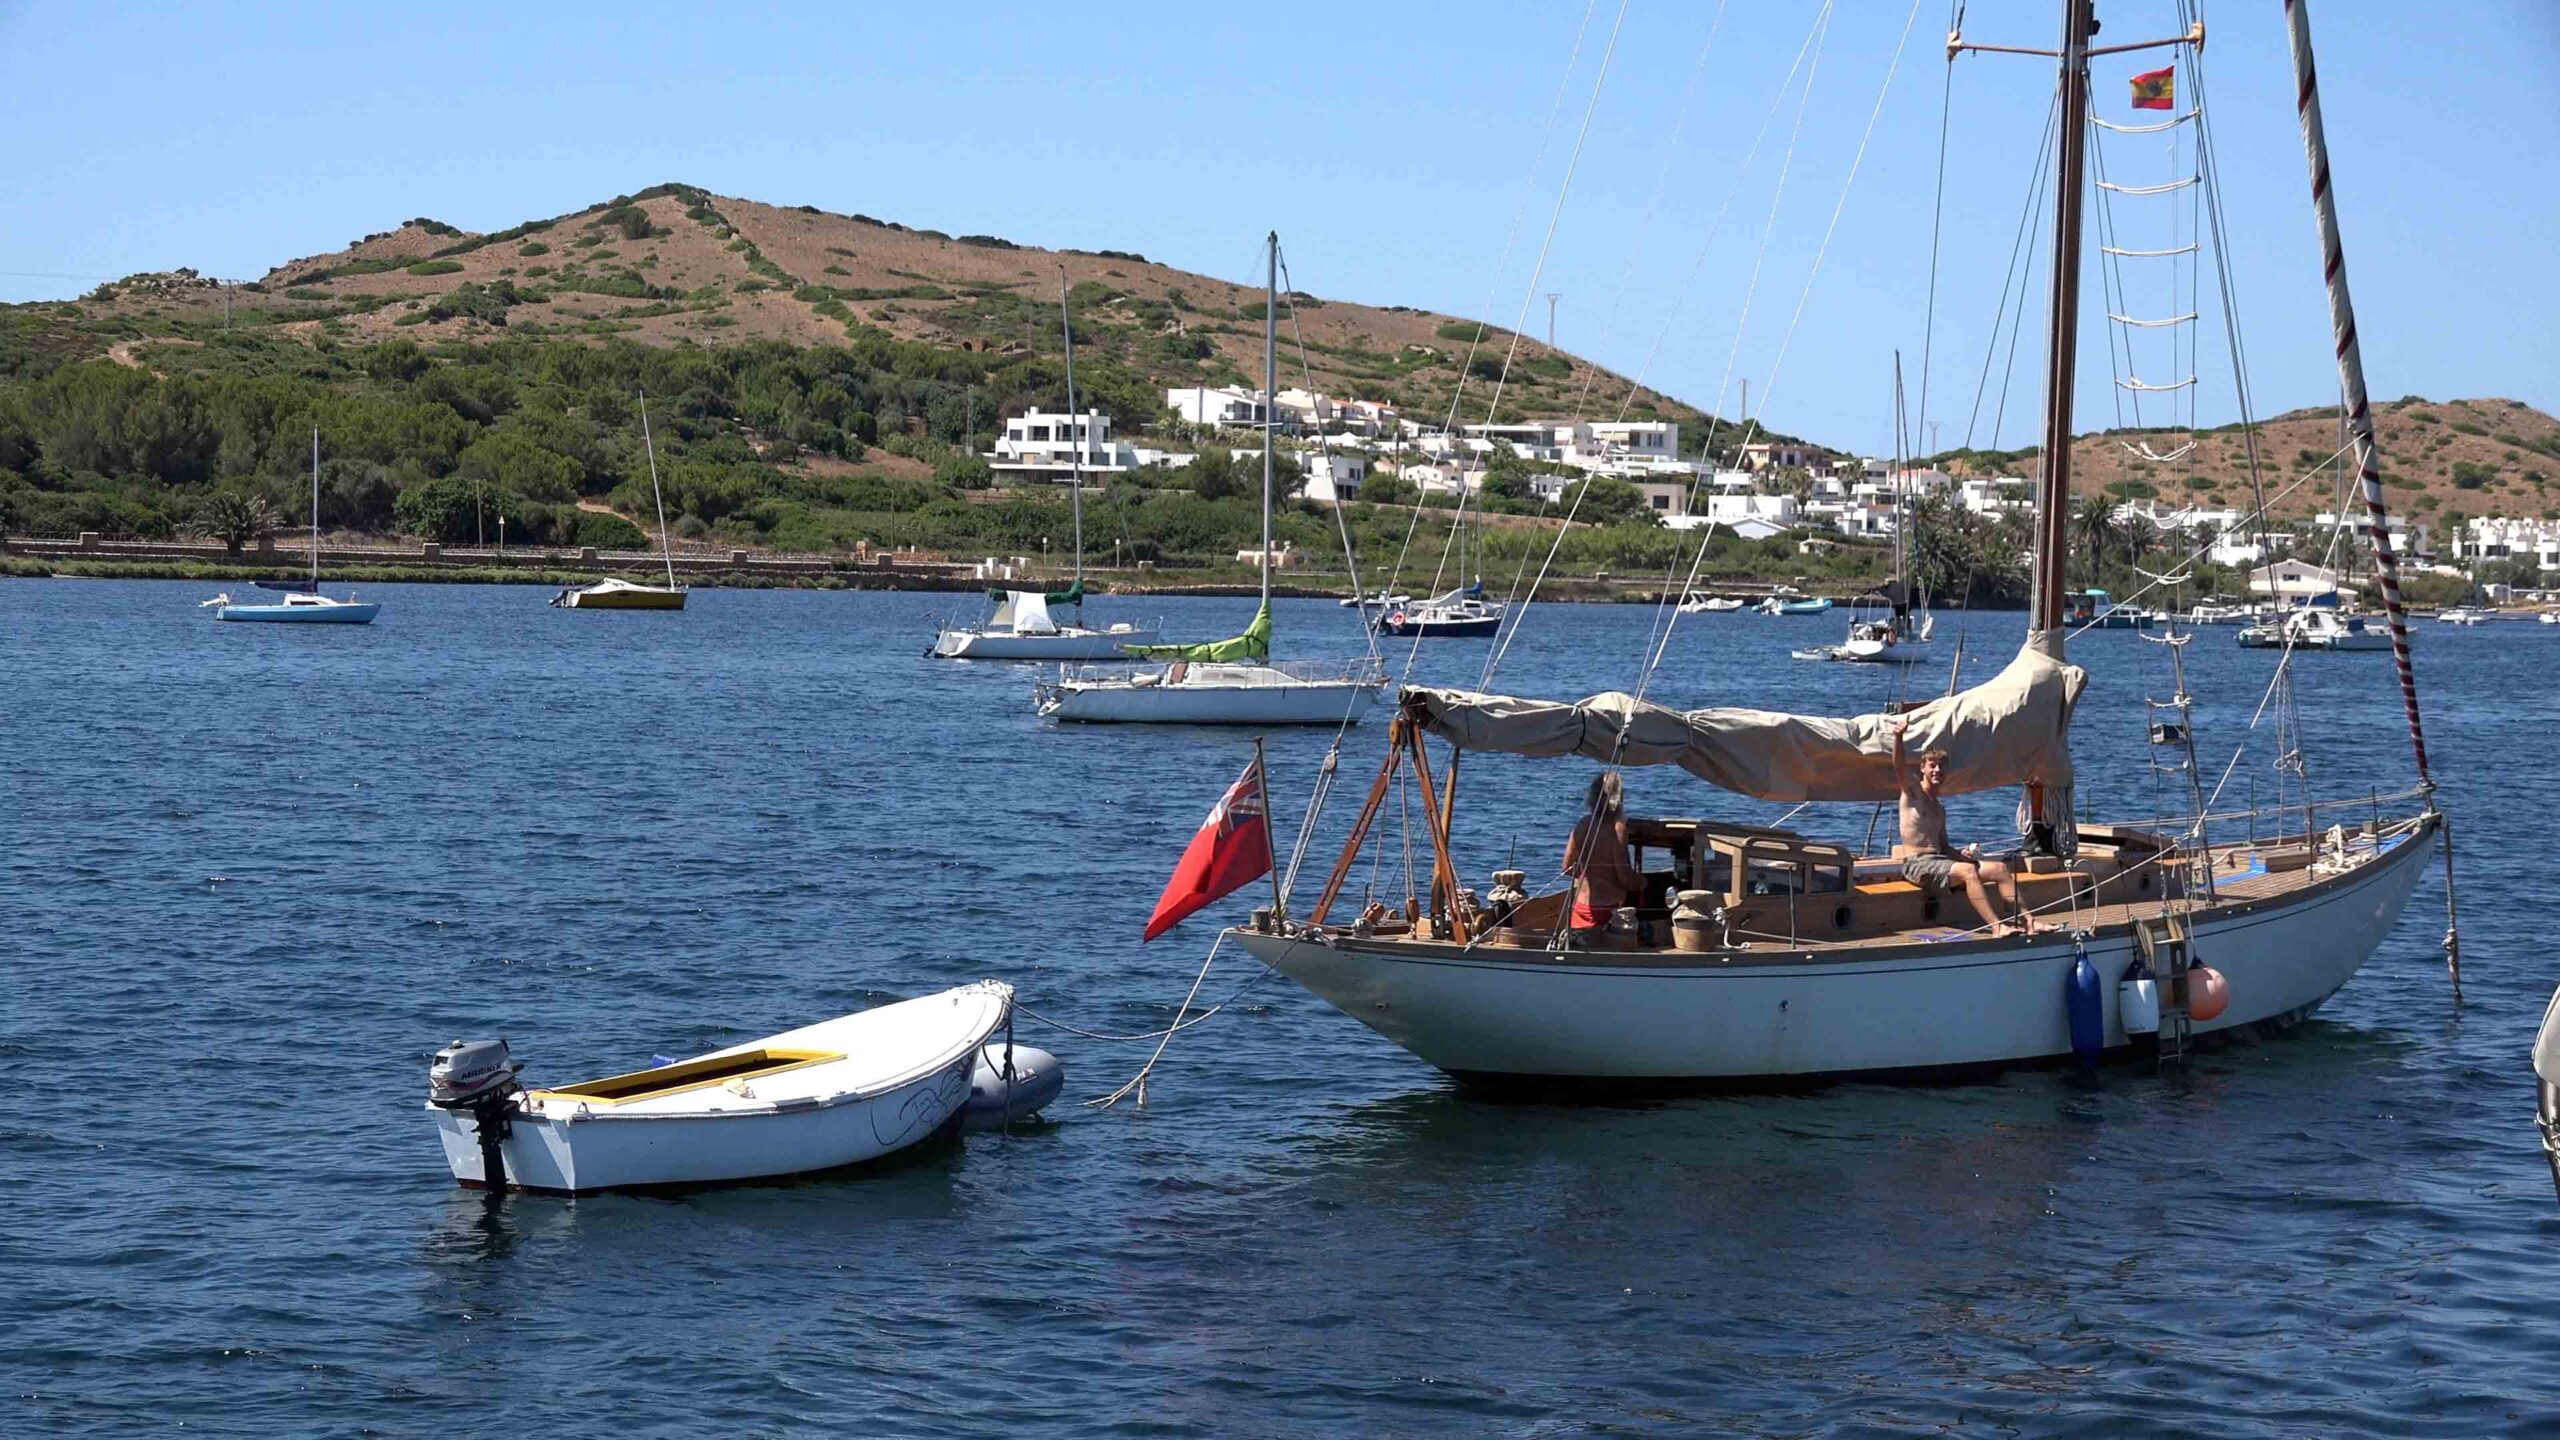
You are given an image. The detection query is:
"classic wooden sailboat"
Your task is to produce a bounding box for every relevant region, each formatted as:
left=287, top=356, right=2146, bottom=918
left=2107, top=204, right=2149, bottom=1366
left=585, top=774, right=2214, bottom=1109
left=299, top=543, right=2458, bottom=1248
left=203, top=429, right=379, bottom=624
left=933, top=269, right=1160, bottom=659
left=552, top=387, right=686, bottom=610
left=1037, top=232, right=1385, bottom=726
left=1226, top=0, right=2451, bottom=1088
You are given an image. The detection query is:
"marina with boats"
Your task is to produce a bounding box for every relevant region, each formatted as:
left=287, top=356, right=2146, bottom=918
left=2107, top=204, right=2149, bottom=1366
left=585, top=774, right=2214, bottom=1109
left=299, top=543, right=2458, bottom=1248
left=13, top=1, right=2560, bottom=1434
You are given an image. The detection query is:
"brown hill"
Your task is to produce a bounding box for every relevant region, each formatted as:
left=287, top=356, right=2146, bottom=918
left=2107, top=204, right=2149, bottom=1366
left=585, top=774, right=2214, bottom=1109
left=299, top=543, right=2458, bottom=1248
left=66, top=183, right=1714, bottom=435
left=1941, top=396, right=2560, bottom=528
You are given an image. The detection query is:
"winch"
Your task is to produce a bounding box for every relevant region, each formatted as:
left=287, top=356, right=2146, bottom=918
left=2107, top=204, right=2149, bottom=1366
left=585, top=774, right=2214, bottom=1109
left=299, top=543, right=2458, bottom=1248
left=429, top=1038, right=524, bottom=1191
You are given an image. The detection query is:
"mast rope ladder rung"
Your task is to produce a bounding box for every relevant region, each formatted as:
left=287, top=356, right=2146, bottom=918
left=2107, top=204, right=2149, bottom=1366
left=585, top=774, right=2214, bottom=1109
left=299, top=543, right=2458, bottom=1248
left=2109, top=311, right=2198, bottom=328
left=2121, top=439, right=2197, bottom=462
left=2102, top=243, right=2199, bottom=257
left=2116, top=375, right=2198, bottom=392
left=2098, top=176, right=2198, bottom=195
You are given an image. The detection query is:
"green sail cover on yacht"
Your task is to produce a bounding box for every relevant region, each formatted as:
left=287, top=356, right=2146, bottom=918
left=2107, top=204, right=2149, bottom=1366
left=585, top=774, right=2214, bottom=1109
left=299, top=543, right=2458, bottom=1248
left=1123, top=603, right=1271, bottom=661
left=985, top=580, right=1087, bottom=607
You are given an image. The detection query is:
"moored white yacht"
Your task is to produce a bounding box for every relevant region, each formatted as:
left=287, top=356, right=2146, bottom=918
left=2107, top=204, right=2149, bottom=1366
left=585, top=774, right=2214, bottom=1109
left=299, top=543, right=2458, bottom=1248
left=553, top=388, right=687, bottom=611
left=1036, top=233, right=1386, bottom=726
left=2237, top=606, right=2393, bottom=651
left=931, top=271, right=1158, bottom=660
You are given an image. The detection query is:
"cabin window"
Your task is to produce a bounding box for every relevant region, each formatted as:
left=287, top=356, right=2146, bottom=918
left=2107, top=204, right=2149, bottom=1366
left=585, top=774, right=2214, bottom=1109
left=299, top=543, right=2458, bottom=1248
left=1744, top=859, right=1801, bottom=896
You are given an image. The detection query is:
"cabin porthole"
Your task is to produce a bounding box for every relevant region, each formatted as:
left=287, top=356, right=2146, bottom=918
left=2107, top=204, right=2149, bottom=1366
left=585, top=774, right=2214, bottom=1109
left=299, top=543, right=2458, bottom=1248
left=1833, top=905, right=1853, bottom=931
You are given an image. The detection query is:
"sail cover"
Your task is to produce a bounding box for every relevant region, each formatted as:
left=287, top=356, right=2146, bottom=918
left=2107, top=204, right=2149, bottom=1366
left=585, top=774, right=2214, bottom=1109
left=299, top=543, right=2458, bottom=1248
left=1406, top=631, right=2086, bottom=804
left=1124, top=603, right=1271, bottom=662
left=986, top=580, right=1086, bottom=607
left=1010, top=591, right=1060, bottom=636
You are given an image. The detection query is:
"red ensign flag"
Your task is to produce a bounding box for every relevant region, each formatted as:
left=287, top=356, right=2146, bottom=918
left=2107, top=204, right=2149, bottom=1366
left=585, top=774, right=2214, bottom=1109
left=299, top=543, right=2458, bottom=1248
left=2129, top=67, right=2175, bottom=111
left=1143, top=758, right=1274, bottom=941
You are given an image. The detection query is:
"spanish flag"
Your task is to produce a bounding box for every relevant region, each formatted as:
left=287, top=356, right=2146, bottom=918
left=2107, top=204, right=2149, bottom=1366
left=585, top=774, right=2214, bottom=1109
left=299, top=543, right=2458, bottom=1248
left=2130, top=67, right=2175, bottom=111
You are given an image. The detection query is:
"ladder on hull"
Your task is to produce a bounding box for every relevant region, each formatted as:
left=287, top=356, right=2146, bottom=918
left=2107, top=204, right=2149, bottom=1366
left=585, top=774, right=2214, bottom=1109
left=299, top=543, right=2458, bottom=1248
left=2135, top=912, right=2194, bottom=1061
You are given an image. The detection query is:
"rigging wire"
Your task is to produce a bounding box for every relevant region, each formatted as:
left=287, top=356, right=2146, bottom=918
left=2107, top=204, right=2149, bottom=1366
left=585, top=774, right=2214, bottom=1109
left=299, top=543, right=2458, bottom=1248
left=1483, top=0, right=1831, bottom=689
left=1399, top=0, right=1630, bottom=690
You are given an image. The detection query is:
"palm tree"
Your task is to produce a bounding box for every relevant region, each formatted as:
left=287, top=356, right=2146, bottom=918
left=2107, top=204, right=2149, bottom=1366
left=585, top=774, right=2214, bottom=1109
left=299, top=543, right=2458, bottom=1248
left=2071, top=495, right=2119, bottom=584
left=194, top=492, right=280, bottom=555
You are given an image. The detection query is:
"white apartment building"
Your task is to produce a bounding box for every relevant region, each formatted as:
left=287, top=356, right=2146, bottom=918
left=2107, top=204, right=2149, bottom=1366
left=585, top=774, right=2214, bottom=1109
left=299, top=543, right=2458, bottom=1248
left=989, top=409, right=1143, bottom=486
left=1569, top=421, right=1681, bottom=469
left=2452, top=515, right=2560, bottom=570
left=1295, top=451, right=1370, bottom=503
left=1165, top=385, right=1267, bottom=429
left=1958, top=475, right=2035, bottom=518
left=2249, top=558, right=2355, bottom=598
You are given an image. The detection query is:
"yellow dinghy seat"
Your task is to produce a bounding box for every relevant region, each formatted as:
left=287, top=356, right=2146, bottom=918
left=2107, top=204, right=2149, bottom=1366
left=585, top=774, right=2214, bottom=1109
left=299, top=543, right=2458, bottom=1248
left=529, top=1048, right=843, bottom=1107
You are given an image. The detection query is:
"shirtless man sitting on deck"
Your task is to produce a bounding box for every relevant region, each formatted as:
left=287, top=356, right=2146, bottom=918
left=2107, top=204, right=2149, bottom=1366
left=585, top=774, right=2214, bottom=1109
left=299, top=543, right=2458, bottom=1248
left=1891, top=716, right=2038, bottom=937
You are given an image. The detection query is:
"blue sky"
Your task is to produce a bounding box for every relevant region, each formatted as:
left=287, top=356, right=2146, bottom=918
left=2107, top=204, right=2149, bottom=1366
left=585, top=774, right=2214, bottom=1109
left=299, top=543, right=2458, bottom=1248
left=4, top=1, right=2553, bottom=450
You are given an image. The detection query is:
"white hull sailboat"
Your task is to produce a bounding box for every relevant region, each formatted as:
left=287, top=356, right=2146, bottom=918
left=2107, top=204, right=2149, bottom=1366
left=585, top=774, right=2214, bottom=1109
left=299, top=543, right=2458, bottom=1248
left=554, top=388, right=687, bottom=611
left=1223, top=1, right=2456, bottom=1091
left=1037, top=232, right=1386, bottom=726
left=206, top=429, right=379, bottom=624
left=427, top=982, right=1014, bottom=1194
left=1045, top=660, right=1383, bottom=725
left=1236, top=821, right=2435, bottom=1084
left=934, top=271, right=1156, bottom=659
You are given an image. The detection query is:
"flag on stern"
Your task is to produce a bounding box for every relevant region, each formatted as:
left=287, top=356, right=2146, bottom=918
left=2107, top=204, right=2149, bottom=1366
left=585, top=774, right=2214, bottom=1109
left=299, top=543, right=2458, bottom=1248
left=1144, top=756, right=1274, bottom=942
left=2130, top=67, right=2175, bottom=111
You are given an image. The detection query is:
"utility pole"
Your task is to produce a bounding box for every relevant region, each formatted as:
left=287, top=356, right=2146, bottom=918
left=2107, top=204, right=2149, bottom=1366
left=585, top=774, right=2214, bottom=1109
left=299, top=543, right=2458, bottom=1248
left=1927, top=419, right=1942, bottom=461
left=1544, top=292, right=1561, bottom=349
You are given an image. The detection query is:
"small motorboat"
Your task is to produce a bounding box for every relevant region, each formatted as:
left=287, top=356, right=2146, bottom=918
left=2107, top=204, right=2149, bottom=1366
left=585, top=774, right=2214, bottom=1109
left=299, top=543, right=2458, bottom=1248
left=1341, top=589, right=1411, bottom=610
left=2438, top=606, right=2488, bottom=626
left=201, top=591, right=380, bottom=624
left=2534, top=984, right=2560, bottom=1199
left=1678, top=594, right=1745, bottom=614
left=1758, top=595, right=1833, bottom=616
left=426, top=981, right=1019, bottom=1194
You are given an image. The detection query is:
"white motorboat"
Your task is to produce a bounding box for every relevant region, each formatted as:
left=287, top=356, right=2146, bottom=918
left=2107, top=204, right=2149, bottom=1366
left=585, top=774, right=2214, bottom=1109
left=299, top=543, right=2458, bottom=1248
left=1342, top=589, right=1411, bottom=610
left=1224, top=0, right=2458, bottom=1091
left=2237, top=606, right=2394, bottom=651
left=2438, top=607, right=2486, bottom=626
left=1678, top=594, right=1746, bottom=614
left=2542, top=610, right=2560, bottom=625
left=1034, top=232, right=1387, bottom=726
left=932, top=588, right=1159, bottom=659
left=426, top=981, right=1016, bottom=1194
left=2184, top=601, right=2257, bottom=626
left=553, top=388, right=688, bottom=611
left=203, top=429, right=380, bottom=624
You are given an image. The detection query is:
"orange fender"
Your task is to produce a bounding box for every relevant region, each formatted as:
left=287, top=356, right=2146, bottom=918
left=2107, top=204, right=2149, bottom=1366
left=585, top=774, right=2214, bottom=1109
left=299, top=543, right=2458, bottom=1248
left=2189, top=964, right=2230, bottom=1023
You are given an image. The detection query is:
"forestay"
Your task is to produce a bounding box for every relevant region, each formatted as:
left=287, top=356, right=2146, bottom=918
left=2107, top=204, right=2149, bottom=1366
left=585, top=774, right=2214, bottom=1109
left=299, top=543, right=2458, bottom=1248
left=1407, top=631, right=2086, bottom=805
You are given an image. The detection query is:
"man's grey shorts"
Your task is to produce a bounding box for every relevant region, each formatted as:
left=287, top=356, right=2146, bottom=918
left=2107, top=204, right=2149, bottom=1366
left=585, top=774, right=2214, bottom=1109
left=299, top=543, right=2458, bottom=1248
left=1903, top=852, right=1959, bottom=888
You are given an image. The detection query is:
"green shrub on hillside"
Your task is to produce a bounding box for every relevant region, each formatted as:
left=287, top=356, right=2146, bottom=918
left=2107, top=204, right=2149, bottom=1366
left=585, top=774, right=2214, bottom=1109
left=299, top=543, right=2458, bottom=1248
left=406, top=260, right=464, bottom=277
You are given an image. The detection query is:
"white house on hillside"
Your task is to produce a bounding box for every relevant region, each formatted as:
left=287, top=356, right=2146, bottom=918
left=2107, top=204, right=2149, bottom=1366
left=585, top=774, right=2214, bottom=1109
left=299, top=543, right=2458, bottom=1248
left=989, top=409, right=1143, bottom=486
left=1165, top=385, right=1266, bottom=429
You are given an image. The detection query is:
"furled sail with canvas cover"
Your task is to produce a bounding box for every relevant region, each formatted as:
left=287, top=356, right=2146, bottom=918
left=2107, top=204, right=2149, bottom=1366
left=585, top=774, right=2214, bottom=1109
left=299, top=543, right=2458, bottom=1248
left=1124, top=602, right=1272, bottom=662
left=1007, top=591, right=1060, bottom=636
left=1406, top=632, right=2086, bottom=806
left=986, top=580, right=1088, bottom=608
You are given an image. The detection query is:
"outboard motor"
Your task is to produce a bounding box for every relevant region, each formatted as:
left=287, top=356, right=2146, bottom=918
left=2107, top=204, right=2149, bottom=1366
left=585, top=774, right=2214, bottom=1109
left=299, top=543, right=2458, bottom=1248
left=429, top=1039, right=524, bottom=1192
left=2534, top=988, right=2560, bottom=1202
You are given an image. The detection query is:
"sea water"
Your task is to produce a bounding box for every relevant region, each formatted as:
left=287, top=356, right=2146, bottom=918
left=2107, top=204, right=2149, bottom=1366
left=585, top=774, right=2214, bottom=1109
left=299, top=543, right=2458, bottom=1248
left=4, top=580, right=2553, bottom=1435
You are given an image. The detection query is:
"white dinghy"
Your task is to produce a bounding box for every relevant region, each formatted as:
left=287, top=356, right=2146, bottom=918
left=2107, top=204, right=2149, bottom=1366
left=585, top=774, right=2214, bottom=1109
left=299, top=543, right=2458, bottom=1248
left=426, top=981, right=1015, bottom=1194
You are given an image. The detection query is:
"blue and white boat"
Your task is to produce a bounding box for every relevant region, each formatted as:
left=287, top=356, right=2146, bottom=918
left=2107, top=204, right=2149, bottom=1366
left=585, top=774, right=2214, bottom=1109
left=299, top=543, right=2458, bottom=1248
left=202, top=428, right=379, bottom=625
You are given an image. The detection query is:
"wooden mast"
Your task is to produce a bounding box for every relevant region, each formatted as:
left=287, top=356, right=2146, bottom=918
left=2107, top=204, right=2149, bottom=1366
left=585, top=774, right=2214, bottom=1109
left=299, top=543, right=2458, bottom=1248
left=2030, top=0, right=2095, bottom=638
